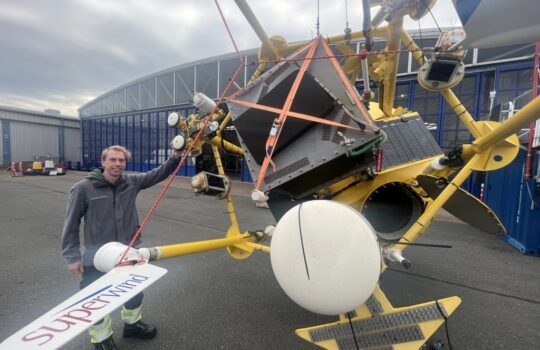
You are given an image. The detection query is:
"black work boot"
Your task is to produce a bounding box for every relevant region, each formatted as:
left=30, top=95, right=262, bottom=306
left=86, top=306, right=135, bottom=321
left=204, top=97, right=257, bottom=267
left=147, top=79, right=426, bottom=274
left=122, top=320, right=157, bottom=339
left=94, top=336, right=119, bottom=350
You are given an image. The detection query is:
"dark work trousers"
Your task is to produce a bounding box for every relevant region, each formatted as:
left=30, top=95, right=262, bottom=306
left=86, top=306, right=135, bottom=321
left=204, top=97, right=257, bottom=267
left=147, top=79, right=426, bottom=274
left=80, top=265, right=144, bottom=310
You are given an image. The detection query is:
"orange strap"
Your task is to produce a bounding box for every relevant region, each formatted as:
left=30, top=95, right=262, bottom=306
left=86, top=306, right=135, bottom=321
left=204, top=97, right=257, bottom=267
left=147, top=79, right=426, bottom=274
left=319, top=38, right=373, bottom=126
left=231, top=36, right=375, bottom=192
left=228, top=99, right=363, bottom=131
left=254, top=39, right=319, bottom=190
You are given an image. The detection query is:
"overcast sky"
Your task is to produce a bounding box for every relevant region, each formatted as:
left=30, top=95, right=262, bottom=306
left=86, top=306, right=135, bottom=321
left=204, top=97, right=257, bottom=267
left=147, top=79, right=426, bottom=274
left=0, top=0, right=460, bottom=117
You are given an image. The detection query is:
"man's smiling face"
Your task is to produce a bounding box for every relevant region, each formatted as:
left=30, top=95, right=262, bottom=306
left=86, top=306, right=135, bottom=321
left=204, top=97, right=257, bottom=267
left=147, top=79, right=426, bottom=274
left=101, top=149, right=126, bottom=183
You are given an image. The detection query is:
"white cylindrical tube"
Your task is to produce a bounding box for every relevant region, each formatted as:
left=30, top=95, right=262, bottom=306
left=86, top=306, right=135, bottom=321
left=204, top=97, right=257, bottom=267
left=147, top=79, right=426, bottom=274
left=193, top=92, right=217, bottom=114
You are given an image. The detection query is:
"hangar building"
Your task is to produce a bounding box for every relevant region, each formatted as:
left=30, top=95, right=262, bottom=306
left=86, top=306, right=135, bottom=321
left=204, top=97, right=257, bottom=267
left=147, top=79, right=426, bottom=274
left=0, top=105, right=80, bottom=168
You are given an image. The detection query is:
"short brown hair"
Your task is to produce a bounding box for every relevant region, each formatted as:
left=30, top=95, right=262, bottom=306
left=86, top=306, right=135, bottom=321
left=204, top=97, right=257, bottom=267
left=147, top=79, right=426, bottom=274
left=101, top=145, right=131, bottom=161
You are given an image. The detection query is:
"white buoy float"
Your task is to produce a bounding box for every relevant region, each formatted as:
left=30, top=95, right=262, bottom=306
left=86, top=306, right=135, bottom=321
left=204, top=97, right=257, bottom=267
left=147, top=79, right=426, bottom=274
left=270, top=200, right=381, bottom=315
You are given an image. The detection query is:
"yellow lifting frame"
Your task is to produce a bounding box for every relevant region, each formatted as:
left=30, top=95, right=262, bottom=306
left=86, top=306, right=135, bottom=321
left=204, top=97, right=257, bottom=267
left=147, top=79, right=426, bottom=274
left=401, top=30, right=483, bottom=138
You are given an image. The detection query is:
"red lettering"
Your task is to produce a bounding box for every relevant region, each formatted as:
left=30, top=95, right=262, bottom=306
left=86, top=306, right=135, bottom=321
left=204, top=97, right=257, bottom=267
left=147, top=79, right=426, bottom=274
left=62, top=309, right=93, bottom=323
left=40, top=318, right=76, bottom=332
left=21, top=330, right=54, bottom=345
left=82, top=300, right=107, bottom=310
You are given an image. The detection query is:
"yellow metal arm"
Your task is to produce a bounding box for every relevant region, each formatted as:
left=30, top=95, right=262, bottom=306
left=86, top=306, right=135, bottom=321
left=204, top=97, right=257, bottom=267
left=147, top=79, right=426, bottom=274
left=234, top=0, right=282, bottom=60
left=157, top=234, right=253, bottom=259
left=395, top=154, right=478, bottom=252
left=401, top=30, right=482, bottom=138
left=379, top=17, right=403, bottom=117
left=206, top=136, right=245, bottom=156
left=474, top=95, right=540, bottom=152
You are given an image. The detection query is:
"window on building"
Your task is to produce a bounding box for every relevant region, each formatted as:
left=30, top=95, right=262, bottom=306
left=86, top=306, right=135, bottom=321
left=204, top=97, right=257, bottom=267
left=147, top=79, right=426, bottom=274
left=141, top=114, right=149, bottom=169
left=102, top=95, right=113, bottom=115
left=92, top=101, right=102, bottom=116
left=127, top=84, right=140, bottom=111
left=219, top=57, right=245, bottom=96
left=496, top=68, right=533, bottom=106
left=196, top=62, right=218, bottom=99
left=141, top=78, right=156, bottom=110
left=440, top=75, right=479, bottom=150
left=412, top=82, right=441, bottom=139
left=158, top=73, right=174, bottom=107
left=478, top=71, right=496, bottom=120
left=114, top=90, right=126, bottom=113
left=82, top=120, right=91, bottom=165
left=175, top=67, right=194, bottom=105
left=394, top=82, right=410, bottom=108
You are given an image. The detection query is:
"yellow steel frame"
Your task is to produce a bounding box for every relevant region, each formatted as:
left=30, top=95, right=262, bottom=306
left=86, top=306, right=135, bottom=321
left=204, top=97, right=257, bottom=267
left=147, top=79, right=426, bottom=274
left=137, top=1, right=540, bottom=349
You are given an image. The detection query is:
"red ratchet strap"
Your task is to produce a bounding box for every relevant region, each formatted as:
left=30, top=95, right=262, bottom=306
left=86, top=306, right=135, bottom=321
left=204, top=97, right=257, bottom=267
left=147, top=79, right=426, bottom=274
left=228, top=99, right=363, bottom=131
left=232, top=36, right=374, bottom=191
left=249, top=39, right=319, bottom=190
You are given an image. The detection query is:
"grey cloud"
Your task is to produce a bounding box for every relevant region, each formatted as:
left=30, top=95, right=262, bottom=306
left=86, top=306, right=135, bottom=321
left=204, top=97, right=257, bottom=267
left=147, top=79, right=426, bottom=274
left=0, top=0, right=460, bottom=116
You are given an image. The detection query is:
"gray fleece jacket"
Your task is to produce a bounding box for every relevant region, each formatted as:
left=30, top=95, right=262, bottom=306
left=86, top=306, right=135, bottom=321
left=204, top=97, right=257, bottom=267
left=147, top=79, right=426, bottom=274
left=61, top=156, right=180, bottom=266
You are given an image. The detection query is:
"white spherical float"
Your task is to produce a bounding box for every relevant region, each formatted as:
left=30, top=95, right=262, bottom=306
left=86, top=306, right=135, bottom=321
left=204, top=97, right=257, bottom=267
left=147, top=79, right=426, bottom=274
left=270, top=200, right=381, bottom=315
left=94, top=242, right=139, bottom=272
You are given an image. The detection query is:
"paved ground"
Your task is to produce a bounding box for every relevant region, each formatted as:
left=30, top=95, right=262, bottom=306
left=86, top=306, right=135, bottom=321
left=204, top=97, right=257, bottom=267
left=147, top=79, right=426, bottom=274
left=0, top=170, right=539, bottom=350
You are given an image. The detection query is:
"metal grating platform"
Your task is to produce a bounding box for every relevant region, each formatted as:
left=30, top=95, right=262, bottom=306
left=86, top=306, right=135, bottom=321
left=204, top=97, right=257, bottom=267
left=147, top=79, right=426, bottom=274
left=334, top=325, right=423, bottom=349
left=309, top=303, right=447, bottom=345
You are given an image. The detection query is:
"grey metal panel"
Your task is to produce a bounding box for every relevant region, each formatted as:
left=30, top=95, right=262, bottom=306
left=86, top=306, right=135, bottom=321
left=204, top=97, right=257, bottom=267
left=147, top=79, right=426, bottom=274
left=0, top=109, right=61, bottom=126
left=377, top=116, right=443, bottom=170
left=64, top=120, right=80, bottom=128
left=10, top=121, right=58, bottom=161
left=64, top=128, right=81, bottom=163
left=0, top=107, right=79, bottom=127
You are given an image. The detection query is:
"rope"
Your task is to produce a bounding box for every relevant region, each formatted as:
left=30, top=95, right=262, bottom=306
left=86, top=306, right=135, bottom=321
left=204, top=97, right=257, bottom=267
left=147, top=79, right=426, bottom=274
left=247, top=36, right=376, bottom=191
left=253, top=38, right=319, bottom=190
left=423, top=0, right=442, bottom=33
left=435, top=299, right=453, bottom=350
left=116, top=62, right=245, bottom=267
left=117, top=1, right=249, bottom=266
left=215, top=0, right=242, bottom=61
left=415, top=0, right=425, bottom=49
left=227, top=99, right=366, bottom=131
left=247, top=47, right=425, bottom=67
left=346, top=312, right=360, bottom=350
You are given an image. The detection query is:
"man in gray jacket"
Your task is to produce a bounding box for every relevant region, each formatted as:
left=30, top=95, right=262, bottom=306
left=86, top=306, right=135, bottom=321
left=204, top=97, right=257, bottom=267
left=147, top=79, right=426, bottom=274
left=61, top=145, right=181, bottom=350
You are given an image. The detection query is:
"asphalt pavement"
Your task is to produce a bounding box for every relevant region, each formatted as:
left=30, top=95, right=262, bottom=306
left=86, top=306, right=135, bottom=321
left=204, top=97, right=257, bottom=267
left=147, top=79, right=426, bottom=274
left=0, top=170, right=539, bottom=349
